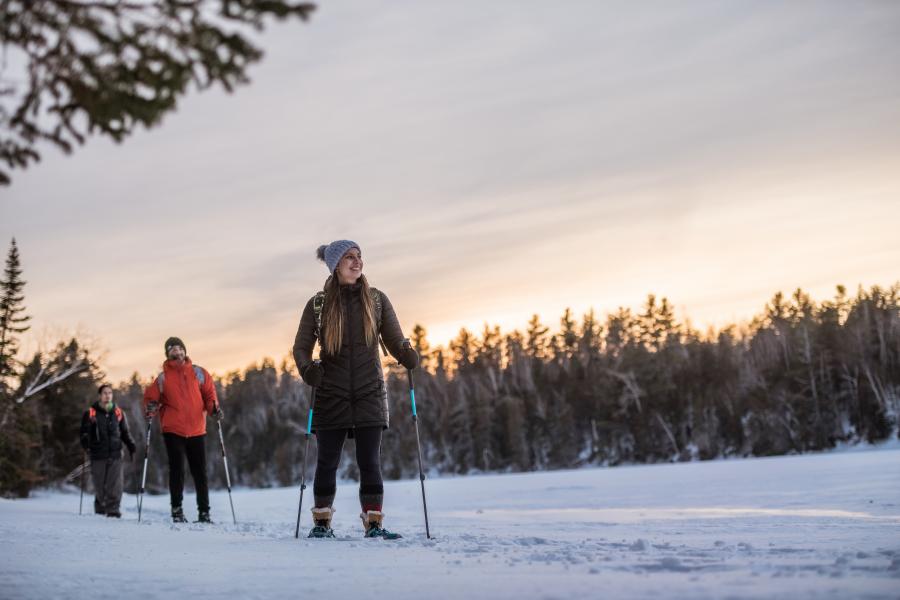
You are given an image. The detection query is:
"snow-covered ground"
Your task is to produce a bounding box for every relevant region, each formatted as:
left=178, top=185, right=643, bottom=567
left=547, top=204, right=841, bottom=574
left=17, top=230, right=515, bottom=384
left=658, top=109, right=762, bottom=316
left=2, top=448, right=898, bottom=599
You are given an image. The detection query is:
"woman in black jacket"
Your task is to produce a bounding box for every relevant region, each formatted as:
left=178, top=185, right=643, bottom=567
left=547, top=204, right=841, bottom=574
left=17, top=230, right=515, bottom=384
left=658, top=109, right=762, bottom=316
left=293, top=239, right=418, bottom=539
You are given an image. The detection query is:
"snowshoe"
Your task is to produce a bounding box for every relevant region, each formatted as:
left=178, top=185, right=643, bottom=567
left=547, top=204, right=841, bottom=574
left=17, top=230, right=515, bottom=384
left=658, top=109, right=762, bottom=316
left=364, top=524, right=402, bottom=540
left=308, top=524, right=336, bottom=538
left=171, top=506, right=188, bottom=523
left=196, top=510, right=213, bottom=524
left=361, top=510, right=402, bottom=540
left=308, top=506, right=336, bottom=539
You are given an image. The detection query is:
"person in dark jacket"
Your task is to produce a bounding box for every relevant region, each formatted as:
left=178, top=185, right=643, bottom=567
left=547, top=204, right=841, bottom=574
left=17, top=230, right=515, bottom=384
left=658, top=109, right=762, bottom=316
left=293, top=239, right=418, bottom=539
left=80, top=384, right=137, bottom=518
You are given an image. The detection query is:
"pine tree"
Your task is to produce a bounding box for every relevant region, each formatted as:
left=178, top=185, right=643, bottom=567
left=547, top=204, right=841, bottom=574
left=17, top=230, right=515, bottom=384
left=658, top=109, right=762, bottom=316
left=0, top=239, right=30, bottom=387
left=0, top=238, right=36, bottom=497
left=525, top=314, right=550, bottom=359
left=605, top=307, right=637, bottom=357
left=450, top=328, right=476, bottom=372
left=411, top=324, right=431, bottom=371
left=639, top=294, right=676, bottom=351
left=477, top=324, right=502, bottom=372
left=559, top=308, right=578, bottom=357
left=579, top=309, right=602, bottom=363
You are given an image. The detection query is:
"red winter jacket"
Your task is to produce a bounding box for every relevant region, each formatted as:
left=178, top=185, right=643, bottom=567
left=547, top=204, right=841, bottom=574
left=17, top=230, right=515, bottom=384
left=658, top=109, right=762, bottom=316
left=143, top=358, right=217, bottom=437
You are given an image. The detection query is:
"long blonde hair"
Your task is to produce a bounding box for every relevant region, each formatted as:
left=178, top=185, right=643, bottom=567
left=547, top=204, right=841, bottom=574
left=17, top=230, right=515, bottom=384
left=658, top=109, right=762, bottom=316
left=320, top=274, right=378, bottom=355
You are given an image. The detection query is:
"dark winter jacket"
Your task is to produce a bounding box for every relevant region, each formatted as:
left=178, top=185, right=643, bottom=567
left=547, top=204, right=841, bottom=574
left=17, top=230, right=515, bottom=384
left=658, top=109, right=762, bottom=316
left=293, top=282, right=407, bottom=432
left=80, top=402, right=137, bottom=461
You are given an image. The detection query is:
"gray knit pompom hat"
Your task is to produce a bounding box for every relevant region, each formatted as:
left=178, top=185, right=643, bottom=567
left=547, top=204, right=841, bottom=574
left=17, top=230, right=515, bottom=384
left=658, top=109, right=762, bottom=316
left=316, top=240, right=361, bottom=273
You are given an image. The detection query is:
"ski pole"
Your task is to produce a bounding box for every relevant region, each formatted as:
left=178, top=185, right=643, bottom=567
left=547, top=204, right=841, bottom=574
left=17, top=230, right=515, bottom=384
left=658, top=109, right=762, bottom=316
left=404, top=341, right=431, bottom=539
left=79, top=451, right=87, bottom=515
left=214, top=408, right=237, bottom=525
left=295, top=383, right=316, bottom=538
left=137, top=417, right=153, bottom=523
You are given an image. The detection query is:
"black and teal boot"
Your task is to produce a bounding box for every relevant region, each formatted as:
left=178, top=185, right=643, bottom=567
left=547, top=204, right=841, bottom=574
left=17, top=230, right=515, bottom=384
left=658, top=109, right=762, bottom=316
left=308, top=506, right=336, bottom=539
left=361, top=510, right=402, bottom=540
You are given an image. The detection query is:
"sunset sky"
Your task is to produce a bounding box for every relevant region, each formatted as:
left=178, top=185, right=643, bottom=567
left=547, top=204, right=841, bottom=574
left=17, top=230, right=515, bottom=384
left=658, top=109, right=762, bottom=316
left=2, top=1, right=899, bottom=381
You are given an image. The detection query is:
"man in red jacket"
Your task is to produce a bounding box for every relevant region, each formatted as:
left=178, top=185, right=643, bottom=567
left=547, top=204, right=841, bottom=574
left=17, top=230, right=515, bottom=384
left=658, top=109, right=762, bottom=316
left=144, top=337, right=222, bottom=523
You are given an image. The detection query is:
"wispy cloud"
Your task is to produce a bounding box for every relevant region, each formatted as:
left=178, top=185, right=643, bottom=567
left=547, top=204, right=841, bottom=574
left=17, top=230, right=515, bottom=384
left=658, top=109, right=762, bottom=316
left=3, top=0, right=899, bottom=379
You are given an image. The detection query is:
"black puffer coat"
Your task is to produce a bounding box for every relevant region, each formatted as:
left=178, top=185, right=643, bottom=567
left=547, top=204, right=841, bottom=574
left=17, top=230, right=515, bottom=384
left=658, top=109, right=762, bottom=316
left=292, top=282, right=406, bottom=432
left=80, top=402, right=137, bottom=460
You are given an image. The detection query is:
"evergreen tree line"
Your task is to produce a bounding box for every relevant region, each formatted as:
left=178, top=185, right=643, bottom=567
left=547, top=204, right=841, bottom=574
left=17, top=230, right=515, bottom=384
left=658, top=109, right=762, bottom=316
left=2, top=234, right=898, bottom=497
left=117, top=283, right=900, bottom=494
left=389, top=285, right=900, bottom=476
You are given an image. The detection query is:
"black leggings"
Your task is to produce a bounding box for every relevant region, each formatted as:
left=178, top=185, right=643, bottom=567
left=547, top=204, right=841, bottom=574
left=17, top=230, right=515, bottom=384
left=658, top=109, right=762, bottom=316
left=163, top=433, right=209, bottom=512
left=313, top=427, right=383, bottom=512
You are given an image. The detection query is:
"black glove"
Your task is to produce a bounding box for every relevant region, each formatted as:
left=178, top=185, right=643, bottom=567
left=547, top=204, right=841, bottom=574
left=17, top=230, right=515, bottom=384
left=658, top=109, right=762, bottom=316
left=127, top=449, right=135, bottom=462
left=399, top=345, right=419, bottom=370
left=212, top=405, right=224, bottom=421
left=126, top=442, right=136, bottom=458
left=145, top=401, right=159, bottom=418
left=302, top=361, right=324, bottom=387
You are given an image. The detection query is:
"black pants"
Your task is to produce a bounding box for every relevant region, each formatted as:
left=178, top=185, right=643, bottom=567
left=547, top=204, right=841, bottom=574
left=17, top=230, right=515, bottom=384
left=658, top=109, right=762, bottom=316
left=313, top=427, right=383, bottom=512
left=163, top=433, right=209, bottom=512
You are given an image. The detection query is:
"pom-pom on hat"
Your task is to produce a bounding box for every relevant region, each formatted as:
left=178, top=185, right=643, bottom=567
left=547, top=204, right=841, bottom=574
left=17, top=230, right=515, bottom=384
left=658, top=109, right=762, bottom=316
left=316, top=240, right=360, bottom=273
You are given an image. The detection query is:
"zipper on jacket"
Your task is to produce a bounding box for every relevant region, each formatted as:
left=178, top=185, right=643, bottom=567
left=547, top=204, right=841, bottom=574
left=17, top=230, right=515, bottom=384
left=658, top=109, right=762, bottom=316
left=347, top=287, right=357, bottom=429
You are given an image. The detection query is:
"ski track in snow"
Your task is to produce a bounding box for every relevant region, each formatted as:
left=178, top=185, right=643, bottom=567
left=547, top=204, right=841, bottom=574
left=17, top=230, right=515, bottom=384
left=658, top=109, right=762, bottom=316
left=2, top=449, right=899, bottom=599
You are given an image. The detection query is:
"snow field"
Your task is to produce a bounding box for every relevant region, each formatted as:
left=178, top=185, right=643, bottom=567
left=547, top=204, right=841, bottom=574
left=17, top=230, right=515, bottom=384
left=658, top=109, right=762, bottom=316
left=1, top=448, right=898, bottom=599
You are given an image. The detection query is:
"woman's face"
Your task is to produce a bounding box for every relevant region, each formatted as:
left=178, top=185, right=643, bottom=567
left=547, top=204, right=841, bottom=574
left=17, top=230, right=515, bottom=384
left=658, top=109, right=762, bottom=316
left=336, top=248, right=363, bottom=284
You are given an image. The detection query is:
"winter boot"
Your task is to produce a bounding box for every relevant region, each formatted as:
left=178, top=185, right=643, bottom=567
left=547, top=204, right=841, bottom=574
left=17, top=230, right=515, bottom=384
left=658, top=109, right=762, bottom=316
left=361, top=510, right=402, bottom=540
left=106, top=510, right=122, bottom=518
left=171, top=506, right=188, bottom=523
left=308, top=506, right=336, bottom=538
left=196, top=510, right=213, bottom=524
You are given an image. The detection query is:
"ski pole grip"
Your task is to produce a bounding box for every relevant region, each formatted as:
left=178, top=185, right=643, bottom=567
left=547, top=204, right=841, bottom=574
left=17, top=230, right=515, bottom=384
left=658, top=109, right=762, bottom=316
left=399, top=338, right=413, bottom=370
left=306, top=385, right=316, bottom=435
left=408, top=368, right=417, bottom=417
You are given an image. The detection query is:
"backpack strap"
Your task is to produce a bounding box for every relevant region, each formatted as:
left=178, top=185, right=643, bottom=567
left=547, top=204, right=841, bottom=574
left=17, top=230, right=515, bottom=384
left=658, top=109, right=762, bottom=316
left=193, top=365, right=206, bottom=386
left=88, top=407, right=100, bottom=441
left=313, top=289, right=388, bottom=354
left=371, top=288, right=383, bottom=331
left=370, top=288, right=388, bottom=356
left=313, top=291, right=326, bottom=339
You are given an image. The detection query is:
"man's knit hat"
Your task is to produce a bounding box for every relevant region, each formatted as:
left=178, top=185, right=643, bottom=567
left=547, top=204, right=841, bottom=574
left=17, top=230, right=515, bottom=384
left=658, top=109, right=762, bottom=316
left=164, top=337, right=186, bottom=357
left=316, top=240, right=361, bottom=273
